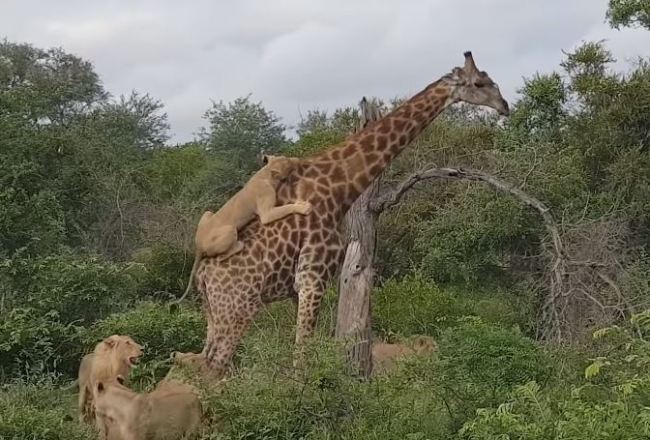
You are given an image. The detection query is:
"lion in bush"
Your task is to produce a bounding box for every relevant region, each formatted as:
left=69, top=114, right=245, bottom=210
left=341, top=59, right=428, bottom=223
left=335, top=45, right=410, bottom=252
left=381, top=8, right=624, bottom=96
left=77, top=335, right=143, bottom=424
left=372, top=335, right=436, bottom=375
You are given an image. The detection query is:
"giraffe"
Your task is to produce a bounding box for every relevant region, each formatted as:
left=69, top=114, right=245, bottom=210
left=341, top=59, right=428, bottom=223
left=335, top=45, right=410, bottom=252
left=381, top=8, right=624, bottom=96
left=195, top=51, right=509, bottom=376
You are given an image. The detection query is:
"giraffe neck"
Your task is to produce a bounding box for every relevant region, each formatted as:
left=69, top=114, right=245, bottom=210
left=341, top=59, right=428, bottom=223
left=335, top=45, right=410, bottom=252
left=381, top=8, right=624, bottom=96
left=314, top=79, right=454, bottom=208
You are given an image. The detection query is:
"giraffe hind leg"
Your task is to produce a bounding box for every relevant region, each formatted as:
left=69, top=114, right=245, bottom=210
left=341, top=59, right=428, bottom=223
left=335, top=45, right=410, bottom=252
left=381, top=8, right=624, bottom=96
left=202, top=285, right=261, bottom=379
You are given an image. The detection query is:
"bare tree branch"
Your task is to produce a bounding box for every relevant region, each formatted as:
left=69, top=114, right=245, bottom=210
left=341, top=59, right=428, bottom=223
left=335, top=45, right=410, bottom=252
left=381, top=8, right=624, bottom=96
left=370, top=167, right=464, bottom=213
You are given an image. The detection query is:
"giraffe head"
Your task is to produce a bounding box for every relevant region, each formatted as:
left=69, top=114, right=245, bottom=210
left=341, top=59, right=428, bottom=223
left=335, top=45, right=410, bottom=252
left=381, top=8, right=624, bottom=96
left=444, top=51, right=509, bottom=116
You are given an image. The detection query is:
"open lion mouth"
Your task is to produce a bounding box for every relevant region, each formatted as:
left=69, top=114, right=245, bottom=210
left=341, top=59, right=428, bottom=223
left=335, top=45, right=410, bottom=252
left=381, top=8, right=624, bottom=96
left=128, top=356, right=140, bottom=366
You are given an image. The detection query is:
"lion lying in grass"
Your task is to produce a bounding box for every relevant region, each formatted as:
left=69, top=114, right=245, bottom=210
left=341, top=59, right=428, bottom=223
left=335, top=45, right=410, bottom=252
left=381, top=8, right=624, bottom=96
left=177, top=154, right=312, bottom=303
left=78, top=335, right=143, bottom=424
left=164, top=351, right=229, bottom=391
left=372, top=335, right=436, bottom=375
left=94, top=377, right=202, bottom=440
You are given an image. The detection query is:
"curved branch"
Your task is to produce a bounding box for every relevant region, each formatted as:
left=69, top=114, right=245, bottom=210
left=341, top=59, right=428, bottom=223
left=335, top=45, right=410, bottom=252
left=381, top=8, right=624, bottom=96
left=370, top=166, right=562, bottom=255
left=370, top=167, right=463, bottom=212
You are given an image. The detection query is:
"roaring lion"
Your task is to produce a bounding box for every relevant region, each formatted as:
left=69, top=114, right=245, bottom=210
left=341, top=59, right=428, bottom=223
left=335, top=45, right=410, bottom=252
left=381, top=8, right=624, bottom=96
left=177, top=154, right=312, bottom=303
left=94, top=377, right=202, bottom=440
left=372, top=335, right=436, bottom=375
left=77, top=335, right=143, bottom=424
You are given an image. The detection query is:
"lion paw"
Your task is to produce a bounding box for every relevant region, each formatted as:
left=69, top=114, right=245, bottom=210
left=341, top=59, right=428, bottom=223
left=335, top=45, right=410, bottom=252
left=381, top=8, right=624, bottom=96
left=297, top=201, right=313, bottom=215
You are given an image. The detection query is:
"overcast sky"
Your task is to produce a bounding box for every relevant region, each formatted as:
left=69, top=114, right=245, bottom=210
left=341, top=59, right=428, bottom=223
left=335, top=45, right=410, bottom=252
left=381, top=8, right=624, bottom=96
left=2, top=0, right=649, bottom=143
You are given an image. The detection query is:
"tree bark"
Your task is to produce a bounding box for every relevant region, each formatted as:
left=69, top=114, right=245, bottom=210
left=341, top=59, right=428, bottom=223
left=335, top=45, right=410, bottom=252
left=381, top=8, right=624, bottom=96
left=335, top=98, right=382, bottom=378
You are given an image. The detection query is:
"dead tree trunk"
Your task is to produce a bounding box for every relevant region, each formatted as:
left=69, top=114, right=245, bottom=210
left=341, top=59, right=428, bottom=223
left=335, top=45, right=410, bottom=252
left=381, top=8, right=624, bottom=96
left=335, top=97, right=382, bottom=378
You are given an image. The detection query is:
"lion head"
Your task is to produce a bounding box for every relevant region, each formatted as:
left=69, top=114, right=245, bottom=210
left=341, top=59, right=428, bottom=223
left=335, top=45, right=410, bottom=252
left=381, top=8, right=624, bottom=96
left=171, top=351, right=205, bottom=369
left=410, top=335, right=437, bottom=354
left=92, top=334, right=144, bottom=380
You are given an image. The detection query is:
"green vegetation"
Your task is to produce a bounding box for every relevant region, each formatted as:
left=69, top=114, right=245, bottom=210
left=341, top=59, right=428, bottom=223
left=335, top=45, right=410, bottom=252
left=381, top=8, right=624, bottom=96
left=2, top=3, right=650, bottom=438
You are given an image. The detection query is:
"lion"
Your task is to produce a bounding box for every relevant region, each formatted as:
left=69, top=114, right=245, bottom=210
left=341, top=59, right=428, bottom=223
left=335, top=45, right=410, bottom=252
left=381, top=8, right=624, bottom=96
left=372, top=335, right=436, bottom=375
left=161, top=351, right=213, bottom=387
left=94, top=377, right=202, bottom=440
left=164, top=351, right=230, bottom=386
left=78, top=335, right=143, bottom=425
left=176, top=154, right=312, bottom=303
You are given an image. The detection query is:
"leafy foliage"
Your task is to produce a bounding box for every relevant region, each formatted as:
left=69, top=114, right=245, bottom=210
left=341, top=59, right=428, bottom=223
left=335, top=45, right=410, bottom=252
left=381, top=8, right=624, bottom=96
left=0, top=255, right=144, bottom=379
left=607, top=0, right=650, bottom=29
left=462, top=312, right=650, bottom=440
left=200, top=95, right=288, bottom=172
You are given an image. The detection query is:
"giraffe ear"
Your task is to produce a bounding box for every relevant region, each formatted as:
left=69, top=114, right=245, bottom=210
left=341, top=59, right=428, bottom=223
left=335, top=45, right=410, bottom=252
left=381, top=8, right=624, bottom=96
left=451, top=67, right=465, bottom=81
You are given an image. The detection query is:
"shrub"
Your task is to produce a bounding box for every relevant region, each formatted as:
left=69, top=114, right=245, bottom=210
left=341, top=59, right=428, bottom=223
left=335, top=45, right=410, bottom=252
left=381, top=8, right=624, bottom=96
left=463, top=284, right=535, bottom=333
left=0, top=255, right=144, bottom=380
left=0, top=255, right=143, bottom=325
left=434, top=318, right=553, bottom=428
left=132, top=243, right=191, bottom=300
left=207, top=337, right=357, bottom=439
left=0, top=308, right=81, bottom=381
left=373, top=274, right=467, bottom=338
left=460, top=380, right=650, bottom=440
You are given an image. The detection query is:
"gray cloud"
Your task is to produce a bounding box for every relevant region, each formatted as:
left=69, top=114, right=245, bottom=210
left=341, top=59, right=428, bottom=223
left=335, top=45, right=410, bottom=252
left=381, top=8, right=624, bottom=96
left=2, top=0, right=649, bottom=142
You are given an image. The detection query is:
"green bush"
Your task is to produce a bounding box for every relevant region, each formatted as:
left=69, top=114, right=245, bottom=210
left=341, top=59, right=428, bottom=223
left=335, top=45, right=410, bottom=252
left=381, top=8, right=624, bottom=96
left=374, top=274, right=467, bottom=338
left=463, top=284, right=535, bottom=333
left=374, top=275, right=534, bottom=339
left=204, top=334, right=451, bottom=440
left=434, top=318, right=553, bottom=428
left=0, top=186, right=66, bottom=258
left=82, top=302, right=205, bottom=385
left=460, top=380, right=650, bottom=440
left=0, top=255, right=143, bottom=324
left=132, top=243, right=191, bottom=300
left=0, top=255, right=144, bottom=380
left=415, top=188, right=538, bottom=284
left=0, top=308, right=81, bottom=381
left=210, top=338, right=358, bottom=439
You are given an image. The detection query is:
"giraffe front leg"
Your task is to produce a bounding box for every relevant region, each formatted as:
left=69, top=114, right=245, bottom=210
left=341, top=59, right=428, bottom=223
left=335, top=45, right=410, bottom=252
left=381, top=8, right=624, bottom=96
left=293, top=268, right=326, bottom=373
left=295, top=285, right=324, bottom=345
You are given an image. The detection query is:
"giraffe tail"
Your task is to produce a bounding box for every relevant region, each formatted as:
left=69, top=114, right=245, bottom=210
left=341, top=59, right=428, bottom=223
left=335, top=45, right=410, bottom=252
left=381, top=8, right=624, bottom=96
left=173, top=254, right=201, bottom=305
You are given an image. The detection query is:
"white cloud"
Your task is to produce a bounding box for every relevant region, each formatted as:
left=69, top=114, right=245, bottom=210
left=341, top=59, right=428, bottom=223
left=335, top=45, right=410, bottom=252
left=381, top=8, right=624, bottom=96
left=2, top=0, right=649, bottom=142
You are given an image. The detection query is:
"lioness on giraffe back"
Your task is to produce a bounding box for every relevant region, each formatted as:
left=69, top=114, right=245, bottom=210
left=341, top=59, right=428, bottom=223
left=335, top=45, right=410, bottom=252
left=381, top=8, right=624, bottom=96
left=177, top=154, right=313, bottom=303
left=197, top=51, right=509, bottom=376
